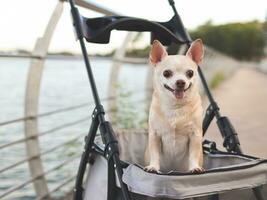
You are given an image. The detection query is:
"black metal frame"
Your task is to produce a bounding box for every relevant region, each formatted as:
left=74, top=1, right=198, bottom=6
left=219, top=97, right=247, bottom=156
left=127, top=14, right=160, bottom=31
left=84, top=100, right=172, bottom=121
left=70, top=1, right=131, bottom=199
left=69, top=0, right=265, bottom=199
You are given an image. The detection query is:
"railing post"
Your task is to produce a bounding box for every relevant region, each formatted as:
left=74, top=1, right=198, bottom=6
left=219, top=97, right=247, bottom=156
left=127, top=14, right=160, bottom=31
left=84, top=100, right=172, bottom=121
left=24, top=1, right=64, bottom=199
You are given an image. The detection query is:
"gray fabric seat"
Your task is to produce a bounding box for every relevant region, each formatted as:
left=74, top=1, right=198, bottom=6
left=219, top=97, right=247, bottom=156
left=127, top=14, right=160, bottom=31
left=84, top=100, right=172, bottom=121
left=84, top=130, right=267, bottom=199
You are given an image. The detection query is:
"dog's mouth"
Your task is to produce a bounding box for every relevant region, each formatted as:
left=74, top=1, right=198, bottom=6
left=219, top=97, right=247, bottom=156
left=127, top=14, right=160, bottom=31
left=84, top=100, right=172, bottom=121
left=164, top=83, right=192, bottom=99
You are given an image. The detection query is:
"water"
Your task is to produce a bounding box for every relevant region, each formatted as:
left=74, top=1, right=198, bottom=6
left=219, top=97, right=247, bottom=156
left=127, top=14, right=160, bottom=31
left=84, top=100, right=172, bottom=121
left=0, top=57, right=148, bottom=199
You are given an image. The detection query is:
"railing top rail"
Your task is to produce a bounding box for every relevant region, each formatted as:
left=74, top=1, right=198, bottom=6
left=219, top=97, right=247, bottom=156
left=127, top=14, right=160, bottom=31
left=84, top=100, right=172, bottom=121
left=74, top=0, right=119, bottom=16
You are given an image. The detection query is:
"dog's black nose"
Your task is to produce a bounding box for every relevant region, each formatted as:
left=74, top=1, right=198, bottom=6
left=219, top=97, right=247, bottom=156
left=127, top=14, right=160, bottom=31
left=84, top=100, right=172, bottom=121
left=176, top=80, right=185, bottom=89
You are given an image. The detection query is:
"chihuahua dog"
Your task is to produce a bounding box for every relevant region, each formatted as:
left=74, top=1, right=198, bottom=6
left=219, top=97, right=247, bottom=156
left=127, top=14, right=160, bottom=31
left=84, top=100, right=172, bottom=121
left=145, top=39, right=204, bottom=173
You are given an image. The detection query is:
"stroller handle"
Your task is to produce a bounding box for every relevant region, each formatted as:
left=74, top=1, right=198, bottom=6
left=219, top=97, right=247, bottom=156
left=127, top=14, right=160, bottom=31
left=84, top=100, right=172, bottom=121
left=167, top=0, right=192, bottom=43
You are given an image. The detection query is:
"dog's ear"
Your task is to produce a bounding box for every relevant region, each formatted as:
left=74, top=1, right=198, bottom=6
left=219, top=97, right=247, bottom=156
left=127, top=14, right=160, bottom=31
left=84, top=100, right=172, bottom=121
left=186, top=39, right=204, bottom=65
left=149, top=40, right=168, bottom=66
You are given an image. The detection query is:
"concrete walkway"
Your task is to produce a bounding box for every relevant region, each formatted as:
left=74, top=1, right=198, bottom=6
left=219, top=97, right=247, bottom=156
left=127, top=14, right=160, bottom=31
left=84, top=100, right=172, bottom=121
left=204, top=67, right=267, bottom=158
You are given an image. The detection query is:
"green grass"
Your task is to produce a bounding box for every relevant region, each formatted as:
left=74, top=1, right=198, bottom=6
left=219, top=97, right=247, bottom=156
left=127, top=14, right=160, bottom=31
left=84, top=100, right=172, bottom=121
left=210, top=71, right=225, bottom=89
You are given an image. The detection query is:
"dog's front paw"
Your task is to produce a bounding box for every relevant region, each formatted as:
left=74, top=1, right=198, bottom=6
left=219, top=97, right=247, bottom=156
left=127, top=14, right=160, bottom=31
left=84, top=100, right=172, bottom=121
left=144, top=165, right=161, bottom=173
left=190, top=166, right=205, bottom=174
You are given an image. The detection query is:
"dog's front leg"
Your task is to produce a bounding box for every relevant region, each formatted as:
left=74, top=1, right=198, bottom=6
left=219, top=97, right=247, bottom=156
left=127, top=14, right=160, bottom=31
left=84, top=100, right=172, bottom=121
left=145, top=131, right=161, bottom=173
left=188, top=130, right=204, bottom=173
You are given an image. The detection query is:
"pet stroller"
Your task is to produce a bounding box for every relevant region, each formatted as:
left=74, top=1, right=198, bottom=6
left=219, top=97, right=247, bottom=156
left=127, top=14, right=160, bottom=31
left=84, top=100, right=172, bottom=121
left=69, top=0, right=267, bottom=199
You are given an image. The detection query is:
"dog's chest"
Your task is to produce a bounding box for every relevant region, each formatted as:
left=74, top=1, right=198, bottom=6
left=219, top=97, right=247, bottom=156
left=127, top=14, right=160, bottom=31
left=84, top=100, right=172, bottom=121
left=158, top=108, right=193, bottom=171
left=152, top=106, right=195, bottom=136
left=165, top=107, right=195, bottom=131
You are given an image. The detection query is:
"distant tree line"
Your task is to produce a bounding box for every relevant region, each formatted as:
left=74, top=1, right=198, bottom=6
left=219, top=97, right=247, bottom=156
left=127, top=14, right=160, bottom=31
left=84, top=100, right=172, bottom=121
left=125, top=20, right=267, bottom=61
left=190, top=20, right=267, bottom=61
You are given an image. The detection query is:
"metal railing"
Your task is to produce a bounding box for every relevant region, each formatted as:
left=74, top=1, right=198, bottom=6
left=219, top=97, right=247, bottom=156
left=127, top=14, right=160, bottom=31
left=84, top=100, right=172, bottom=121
left=0, top=87, right=149, bottom=199
left=0, top=154, right=80, bottom=199
left=0, top=0, right=152, bottom=199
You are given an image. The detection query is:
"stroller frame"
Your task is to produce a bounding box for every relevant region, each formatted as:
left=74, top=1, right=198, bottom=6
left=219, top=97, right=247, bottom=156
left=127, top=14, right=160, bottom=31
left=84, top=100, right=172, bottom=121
left=69, top=0, right=265, bottom=199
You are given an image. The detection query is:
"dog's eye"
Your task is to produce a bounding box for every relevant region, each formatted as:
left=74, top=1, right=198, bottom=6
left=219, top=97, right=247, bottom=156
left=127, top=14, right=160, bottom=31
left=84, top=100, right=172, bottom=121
left=163, top=70, right=173, bottom=78
left=186, top=70, right=194, bottom=78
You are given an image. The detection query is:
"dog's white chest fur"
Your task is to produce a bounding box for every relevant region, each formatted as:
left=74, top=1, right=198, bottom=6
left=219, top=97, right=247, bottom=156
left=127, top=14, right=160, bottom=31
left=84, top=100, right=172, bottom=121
left=151, top=104, right=197, bottom=171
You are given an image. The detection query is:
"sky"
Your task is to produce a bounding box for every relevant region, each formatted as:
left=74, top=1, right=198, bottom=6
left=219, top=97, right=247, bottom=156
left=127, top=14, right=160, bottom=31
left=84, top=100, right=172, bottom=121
left=0, top=0, right=266, bottom=54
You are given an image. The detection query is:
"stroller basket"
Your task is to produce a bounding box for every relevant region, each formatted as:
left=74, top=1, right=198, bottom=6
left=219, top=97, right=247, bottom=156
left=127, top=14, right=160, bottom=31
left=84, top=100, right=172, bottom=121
left=84, top=131, right=267, bottom=199
left=68, top=0, right=267, bottom=199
